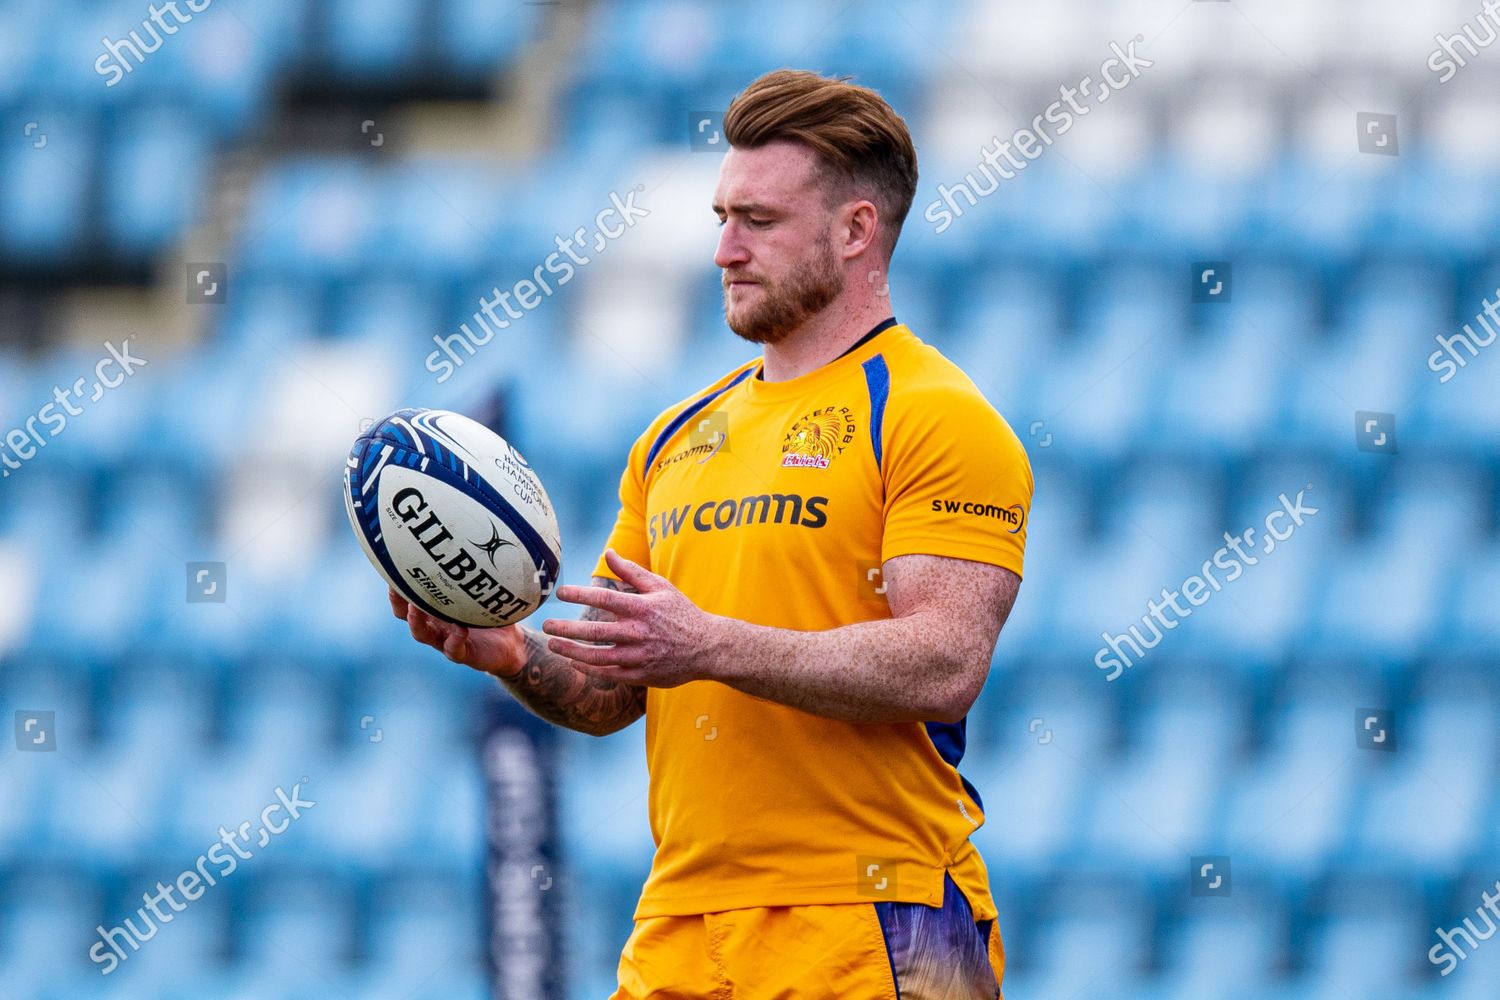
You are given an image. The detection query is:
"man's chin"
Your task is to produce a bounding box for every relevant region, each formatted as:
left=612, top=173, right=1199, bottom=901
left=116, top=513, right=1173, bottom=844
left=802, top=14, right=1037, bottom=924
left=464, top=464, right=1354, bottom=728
left=726, top=315, right=786, bottom=345
left=723, top=273, right=838, bottom=345
left=725, top=307, right=792, bottom=345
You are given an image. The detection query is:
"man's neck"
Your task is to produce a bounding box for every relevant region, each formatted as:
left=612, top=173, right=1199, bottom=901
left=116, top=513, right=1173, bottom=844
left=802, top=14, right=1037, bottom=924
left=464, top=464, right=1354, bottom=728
left=758, top=301, right=894, bottom=382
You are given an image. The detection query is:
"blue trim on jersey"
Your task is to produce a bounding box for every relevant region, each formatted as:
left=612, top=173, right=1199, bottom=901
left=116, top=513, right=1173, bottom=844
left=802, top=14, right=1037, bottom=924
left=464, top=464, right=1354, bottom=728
left=959, top=773, right=984, bottom=815
left=925, top=717, right=984, bottom=814
left=862, top=353, right=890, bottom=471
left=643, top=365, right=756, bottom=474
left=924, top=718, right=965, bottom=768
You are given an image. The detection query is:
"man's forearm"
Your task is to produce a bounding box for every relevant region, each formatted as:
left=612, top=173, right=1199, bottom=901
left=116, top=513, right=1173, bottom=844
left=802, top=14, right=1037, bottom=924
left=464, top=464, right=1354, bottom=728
left=498, top=626, right=646, bottom=736
left=709, top=613, right=980, bottom=724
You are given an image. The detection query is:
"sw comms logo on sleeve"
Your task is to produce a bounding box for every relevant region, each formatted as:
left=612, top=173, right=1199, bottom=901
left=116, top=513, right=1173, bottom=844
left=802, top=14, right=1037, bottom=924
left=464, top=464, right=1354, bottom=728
left=932, top=498, right=1026, bottom=533
left=781, top=405, right=857, bottom=469
left=654, top=412, right=730, bottom=473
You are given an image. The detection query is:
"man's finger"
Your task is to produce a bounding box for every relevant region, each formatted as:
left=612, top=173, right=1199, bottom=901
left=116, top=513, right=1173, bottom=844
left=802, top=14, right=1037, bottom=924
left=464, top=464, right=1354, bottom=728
left=441, top=627, right=469, bottom=662
left=545, top=634, right=639, bottom=666
left=568, top=657, right=646, bottom=684
left=407, top=620, right=436, bottom=648
left=407, top=606, right=449, bottom=647
left=554, top=583, right=638, bottom=615
left=603, top=549, right=665, bottom=592
left=389, top=589, right=409, bottom=619
left=542, top=618, right=630, bottom=644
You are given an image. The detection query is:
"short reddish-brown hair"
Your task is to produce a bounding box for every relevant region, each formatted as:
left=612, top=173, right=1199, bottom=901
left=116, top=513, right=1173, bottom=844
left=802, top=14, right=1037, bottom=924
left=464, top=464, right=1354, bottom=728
left=723, top=69, right=918, bottom=258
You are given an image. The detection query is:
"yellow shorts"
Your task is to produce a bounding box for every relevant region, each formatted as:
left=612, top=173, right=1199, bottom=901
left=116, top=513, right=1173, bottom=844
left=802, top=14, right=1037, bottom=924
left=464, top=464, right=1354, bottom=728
left=611, top=874, right=1004, bottom=1000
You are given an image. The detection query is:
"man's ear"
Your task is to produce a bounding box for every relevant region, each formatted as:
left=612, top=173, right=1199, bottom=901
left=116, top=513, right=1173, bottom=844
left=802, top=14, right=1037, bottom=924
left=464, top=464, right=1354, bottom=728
left=839, top=199, right=880, bottom=261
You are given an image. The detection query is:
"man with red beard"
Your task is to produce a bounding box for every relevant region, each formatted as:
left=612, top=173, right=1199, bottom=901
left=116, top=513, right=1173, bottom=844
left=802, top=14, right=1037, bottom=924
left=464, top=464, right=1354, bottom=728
left=394, top=69, right=1033, bottom=998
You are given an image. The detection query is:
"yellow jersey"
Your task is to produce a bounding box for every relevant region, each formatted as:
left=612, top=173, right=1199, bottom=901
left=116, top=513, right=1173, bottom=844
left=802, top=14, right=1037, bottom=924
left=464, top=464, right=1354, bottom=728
left=593, top=319, right=1032, bottom=922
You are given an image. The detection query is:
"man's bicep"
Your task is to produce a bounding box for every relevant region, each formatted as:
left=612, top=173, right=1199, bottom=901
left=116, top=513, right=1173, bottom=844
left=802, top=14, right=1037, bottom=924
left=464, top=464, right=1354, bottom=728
left=881, top=553, right=1021, bottom=647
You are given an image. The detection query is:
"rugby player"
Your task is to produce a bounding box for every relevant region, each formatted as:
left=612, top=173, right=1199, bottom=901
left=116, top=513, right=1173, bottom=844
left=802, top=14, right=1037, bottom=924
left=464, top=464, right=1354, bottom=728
left=393, top=68, right=1033, bottom=998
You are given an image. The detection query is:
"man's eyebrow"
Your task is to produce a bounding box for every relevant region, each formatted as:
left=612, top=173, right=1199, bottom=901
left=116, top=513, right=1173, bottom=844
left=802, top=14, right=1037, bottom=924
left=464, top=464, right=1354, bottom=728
left=711, top=201, right=778, bottom=215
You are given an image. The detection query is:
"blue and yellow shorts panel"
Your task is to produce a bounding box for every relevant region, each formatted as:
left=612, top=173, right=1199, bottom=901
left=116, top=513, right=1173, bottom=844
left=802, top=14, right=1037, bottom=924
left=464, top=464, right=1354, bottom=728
left=612, top=874, right=1003, bottom=999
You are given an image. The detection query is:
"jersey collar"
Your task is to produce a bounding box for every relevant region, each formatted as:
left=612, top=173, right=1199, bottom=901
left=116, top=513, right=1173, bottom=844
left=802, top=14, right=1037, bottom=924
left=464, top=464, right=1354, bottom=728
left=740, top=318, right=904, bottom=405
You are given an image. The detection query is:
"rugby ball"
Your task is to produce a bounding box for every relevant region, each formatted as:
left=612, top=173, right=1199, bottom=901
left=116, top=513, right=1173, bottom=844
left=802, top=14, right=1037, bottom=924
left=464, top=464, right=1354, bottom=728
left=344, top=408, right=562, bottom=628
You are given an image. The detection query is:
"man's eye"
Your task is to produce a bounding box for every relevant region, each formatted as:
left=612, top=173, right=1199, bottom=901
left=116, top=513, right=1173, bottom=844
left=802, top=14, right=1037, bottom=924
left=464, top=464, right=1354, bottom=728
left=748, top=218, right=771, bottom=228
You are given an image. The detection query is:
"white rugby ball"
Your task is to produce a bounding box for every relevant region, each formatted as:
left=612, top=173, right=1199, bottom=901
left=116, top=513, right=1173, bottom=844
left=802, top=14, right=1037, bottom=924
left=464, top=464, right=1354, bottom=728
left=344, top=408, right=562, bottom=627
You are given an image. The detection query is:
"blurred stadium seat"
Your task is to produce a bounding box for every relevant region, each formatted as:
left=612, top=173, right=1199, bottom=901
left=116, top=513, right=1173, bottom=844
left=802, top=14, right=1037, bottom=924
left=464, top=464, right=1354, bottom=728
left=1, top=0, right=1497, bottom=997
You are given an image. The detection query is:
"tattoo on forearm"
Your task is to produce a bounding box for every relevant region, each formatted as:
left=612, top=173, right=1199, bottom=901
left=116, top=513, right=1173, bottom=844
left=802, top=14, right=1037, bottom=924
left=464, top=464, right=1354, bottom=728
left=498, top=578, right=646, bottom=736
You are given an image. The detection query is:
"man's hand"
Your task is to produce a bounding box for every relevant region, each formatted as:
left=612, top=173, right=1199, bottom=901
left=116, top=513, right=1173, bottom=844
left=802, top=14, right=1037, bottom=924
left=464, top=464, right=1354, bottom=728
left=545, top=551, right=1018, bottom=724
left=541, top=549, right=719, bottom=688
left=389, top=589, right=527, bottom=679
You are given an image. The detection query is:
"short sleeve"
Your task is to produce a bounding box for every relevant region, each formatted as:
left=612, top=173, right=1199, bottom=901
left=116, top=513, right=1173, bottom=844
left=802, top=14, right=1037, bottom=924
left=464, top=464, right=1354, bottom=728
left=880, top=386, right=1033, bottom=578
left=592, top=431, right=654, bottom=582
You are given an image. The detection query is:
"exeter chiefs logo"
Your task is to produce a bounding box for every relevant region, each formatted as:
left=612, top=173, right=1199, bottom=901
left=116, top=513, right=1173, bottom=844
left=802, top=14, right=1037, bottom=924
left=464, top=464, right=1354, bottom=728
left=470, top=522, right=515, bottom=567
left=781, top=405, right=857, bottom=469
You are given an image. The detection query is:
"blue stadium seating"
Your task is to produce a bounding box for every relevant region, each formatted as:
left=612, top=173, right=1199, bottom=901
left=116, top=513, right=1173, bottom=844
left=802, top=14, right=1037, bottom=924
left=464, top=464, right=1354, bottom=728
left=2, top=0, right=1498, bottom=996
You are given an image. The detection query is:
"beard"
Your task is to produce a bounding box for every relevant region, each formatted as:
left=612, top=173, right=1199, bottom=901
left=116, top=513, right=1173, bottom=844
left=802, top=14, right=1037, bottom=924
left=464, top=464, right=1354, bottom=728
left=722, top=240, right=844, bottom=345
